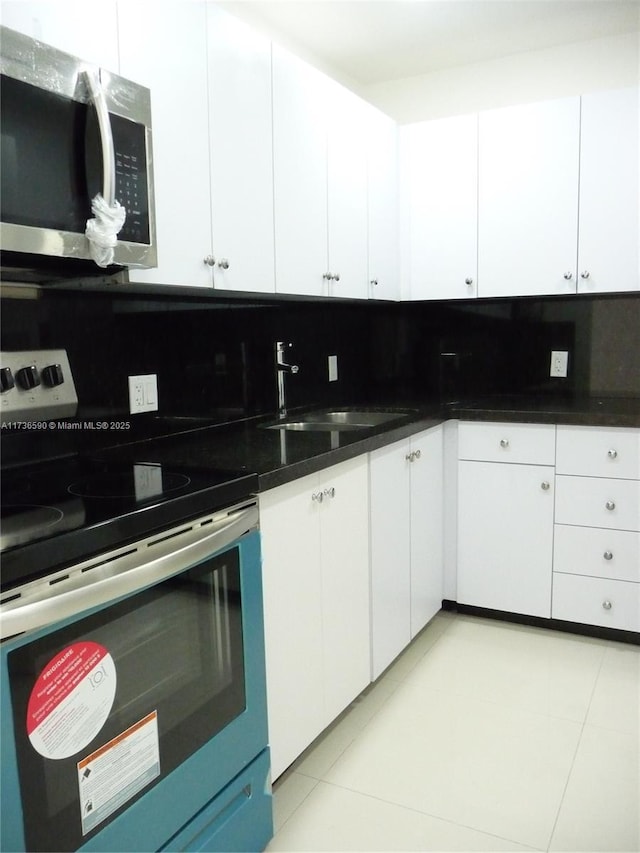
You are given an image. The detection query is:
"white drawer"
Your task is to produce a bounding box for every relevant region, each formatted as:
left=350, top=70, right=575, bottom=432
left=555, top=475, right=640, bottom=531
left=556, top=425, right=640, bottom=479
left=554, top=525, right=640, bottom=583
left=458, top=422, right=556, bottom=465
left=552, top=572, right=639, bottom=632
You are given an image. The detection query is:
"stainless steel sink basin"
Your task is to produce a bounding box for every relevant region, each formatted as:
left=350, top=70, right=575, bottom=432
left=264, top=409, right=411, bottom=432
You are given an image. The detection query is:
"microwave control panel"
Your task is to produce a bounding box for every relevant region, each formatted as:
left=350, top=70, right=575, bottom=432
left=0, top=350, right=78, bottom=423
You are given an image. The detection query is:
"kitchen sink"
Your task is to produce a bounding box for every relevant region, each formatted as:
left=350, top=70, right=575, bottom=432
left=263, top=409, right=412, bottom=432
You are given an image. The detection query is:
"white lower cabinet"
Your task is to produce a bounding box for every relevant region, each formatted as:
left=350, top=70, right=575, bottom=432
left=552, top=573, right=639, bottom=632
left=259, top=456, right=369, bottom=780
left=456, top=422, right=556, bottom=618
left=369, top=426, right=444, bottom=680
left=553, top=425, right=640, bottom=632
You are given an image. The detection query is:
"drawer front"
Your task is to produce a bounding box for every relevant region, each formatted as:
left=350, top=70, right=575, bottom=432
left=552, top=572, right=639, bottom=632
left=556, top=425, right=640, bottom=479
left=555, top=475, right=640, bottom=531
left=554, top=525, right=640, bottom=583
left=458, top=422, right=556, bottom=465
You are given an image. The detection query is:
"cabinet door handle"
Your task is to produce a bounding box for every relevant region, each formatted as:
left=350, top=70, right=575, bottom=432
left=204, top=255, right=216, bottom=266
left=603, top=551, right=614, bottom=561
left=217, top=258, right=230, bottom=270
left=563, top=271, right=573, bottom=281
left=602, top=600, right=613, bottom=611
left=500, top=439, right=509, bottom=448
left=405, top=452, right=414, bottom=462
left=465, top=277, right=474, bottom=286
left=413, top=449, right=421, bottom=460
left=605, top=500, right=616, bottom=511
left=323, top=487, right=336, bottom=499
left=608, top=449, right=618, bottom=459
left=370, top=279, right=379, bottom=287
left=311, top=491, right=324, bottom=503
left=580, top=270, right=590, bottom=280
left=541, top=481, right=550, bottom=491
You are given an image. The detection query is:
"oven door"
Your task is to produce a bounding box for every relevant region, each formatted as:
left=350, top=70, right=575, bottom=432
left=1, top=510, right=269, bottom=852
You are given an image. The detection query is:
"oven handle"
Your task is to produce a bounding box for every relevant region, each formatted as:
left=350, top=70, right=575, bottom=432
left=1, top=504, right=259, bottom=641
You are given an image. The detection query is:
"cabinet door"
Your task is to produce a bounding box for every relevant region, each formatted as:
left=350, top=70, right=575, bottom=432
left=457, top=461, right=554, bottom=617
left=320, top=458, right=370, bottom=721
left=119, top=2, right=213, bottom=286
left=369, top=439, right=411, bottom=679
left=3, top=0, right=119, bottom=69
left=578, top=86, right=639, bottom=294
left=367, top=106, right=400, bottom=300
left=478, top=97, right=580, bottom=297
left=207, top=5, right=275, bottom=293
left=272, top=45, right=329, bottom=296
left=259, top=475, right=324, bottom=780
left=402, top=114, right=478, bottom=300
left=326, top=84, right=369, bottom=299
left=410, top=428, right=444, bottom=637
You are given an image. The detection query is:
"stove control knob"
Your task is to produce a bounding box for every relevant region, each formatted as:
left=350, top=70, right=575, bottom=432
left=42, top=363, right=64, bottom=387
left=0, top=367, right=15, bottom=392
left=17, top=364, right=40, bottom=390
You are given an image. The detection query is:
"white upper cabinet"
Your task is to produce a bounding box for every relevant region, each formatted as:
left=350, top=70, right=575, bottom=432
left=119, top=2, right=212, bottom=286
left=402, top=114, right=478, bottom=300
left=367, top=106, right=400, bottom=300
left=326, top=83, right=369, bottom=299
left=2, top=0, right=119, bottom=70
left=272, top=44, right=330, bottom=297
left=206, top=4, right=275, bottom=293
left=578, top=86, right=639, bottom=294
left=272, top=45, right=377, bottom=299
left=478, top=96, right=580, bottom=298
left=121, top=3, right=274, bottom=290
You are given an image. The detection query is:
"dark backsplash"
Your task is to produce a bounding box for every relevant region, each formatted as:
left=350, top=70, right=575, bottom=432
left=2, top=284, right=638, bottom=466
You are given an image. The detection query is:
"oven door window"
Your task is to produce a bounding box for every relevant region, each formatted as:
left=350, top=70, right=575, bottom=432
left=8, top=546, right=245, bottom=853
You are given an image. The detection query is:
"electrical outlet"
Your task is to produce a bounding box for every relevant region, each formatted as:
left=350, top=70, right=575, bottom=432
left=328, top=355, right=338, bottom=382
left=128, top=374, right=158, bottom=413
left=550, top=351, right=569, bottom=378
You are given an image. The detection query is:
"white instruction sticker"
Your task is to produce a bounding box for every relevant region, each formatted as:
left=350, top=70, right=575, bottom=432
left=77, top=710, right=160, bottom=835
left=27, top=641, right=117, bottom=760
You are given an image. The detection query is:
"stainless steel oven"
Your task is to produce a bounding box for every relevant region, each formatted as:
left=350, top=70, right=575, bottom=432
left=0, top=26, right=157, bottom=277
left=0, top=457, right=272, bottom=852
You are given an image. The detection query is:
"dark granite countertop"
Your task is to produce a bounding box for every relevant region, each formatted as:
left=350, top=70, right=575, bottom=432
left=101, top=396, right=640, bottom=493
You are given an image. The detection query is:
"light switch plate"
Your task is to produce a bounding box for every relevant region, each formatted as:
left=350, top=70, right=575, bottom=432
left=328, top=355, right=338, bottom=382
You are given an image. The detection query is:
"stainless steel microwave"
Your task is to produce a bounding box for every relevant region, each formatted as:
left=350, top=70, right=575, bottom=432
left=0, top=27, right=157, bottom=278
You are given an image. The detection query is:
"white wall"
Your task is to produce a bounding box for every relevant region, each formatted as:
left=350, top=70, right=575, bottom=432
left=364, top=32, right=640, bottom=124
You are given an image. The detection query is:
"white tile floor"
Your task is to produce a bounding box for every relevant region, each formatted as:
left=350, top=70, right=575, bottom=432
left=266, top=612, right=640, bottom=852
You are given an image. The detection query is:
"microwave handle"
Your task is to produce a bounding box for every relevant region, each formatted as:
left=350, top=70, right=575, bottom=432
left=82, top=69, right=116, bottom=206
left=0, top=505, right=259, bottom=640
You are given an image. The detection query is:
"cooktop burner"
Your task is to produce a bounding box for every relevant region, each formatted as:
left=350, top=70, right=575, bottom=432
left=68, top=469, right=191, bottom=499
left=1, top=452, right=258, bottom=590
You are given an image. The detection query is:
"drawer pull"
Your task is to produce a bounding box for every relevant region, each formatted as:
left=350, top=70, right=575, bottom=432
left=541, top=481, right=550, bottom=491
left=605, top=500, right=616, bottom=511
left=602, top=600, right=613, bottom=611
left=499, top=439, right=509, bottom=448
left=607, top=449, right=618, bottom=459
left=603, top=550, right=614, bottom=561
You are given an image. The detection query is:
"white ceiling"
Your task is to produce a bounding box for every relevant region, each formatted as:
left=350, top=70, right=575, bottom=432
left=218, top=0, right=640, bottom=86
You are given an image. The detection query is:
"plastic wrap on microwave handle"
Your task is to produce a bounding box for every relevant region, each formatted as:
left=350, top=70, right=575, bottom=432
left=85, top=193, right=126, bottom=267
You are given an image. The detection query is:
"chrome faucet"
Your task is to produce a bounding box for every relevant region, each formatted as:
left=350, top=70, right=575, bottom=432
left=275, top=341, right=299, bottom=418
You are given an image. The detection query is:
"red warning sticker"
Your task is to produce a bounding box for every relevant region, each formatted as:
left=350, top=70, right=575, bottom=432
left=27, top=641, right=117, bottom=760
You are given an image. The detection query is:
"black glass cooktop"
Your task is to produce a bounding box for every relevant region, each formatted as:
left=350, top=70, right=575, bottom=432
left=1, top=454, right=258, bottom=590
